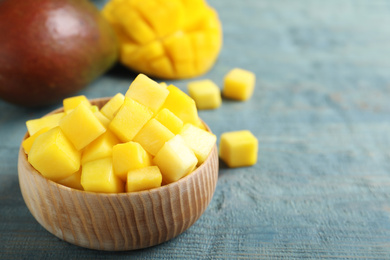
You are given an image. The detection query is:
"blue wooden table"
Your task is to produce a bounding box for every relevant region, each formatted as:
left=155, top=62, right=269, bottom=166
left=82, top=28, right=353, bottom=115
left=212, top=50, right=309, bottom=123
left=2, top=0, right=390, bottom=258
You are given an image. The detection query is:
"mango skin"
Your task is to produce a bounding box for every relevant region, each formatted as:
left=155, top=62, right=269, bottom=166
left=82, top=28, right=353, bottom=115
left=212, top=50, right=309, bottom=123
left=0, top=0, right=119, bottom=107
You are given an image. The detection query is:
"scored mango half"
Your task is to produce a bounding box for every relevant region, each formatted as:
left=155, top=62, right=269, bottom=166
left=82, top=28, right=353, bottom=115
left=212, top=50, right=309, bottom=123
left=102, top=0, right=222, bottom=79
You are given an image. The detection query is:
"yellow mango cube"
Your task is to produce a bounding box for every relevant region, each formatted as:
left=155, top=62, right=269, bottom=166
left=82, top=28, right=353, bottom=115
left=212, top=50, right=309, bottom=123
left=125, top=74, right=169, bottom=113
left=100, top=93, right=125, bottom=120
left=161, top=85, right=199, bottom=125
left=59, top=103, right=106, bottom=150
left=223, top=68, right=256, bottom=101
left=94, top=111, right=111, bottom=128
left=63, top=95, right=91, bottom=113
left=28, top=127, right=81, bottom=181
left=126, top=166, right=162, bottom=192
left=112, top=141, right=152, bottom=181
left=179, top=123, right=216, bottom=165
left=22, top=127, right=51, bottom=154
left=188, top=79, right=221, bottom=110
left=81, top=158, right=124, bottom=193
left=26, top=112, right=65, bottom=136
left=109, top=97, right=154, bottom=142
left=219, top=130, right=258, bottom=168
left=133, top=118, right=175, bottom=156
left=153, top=135, right=198, bottom=184
left=81, top=131, right=120, bottom=165
left=57, top=170, right=83, bottom=190
left=154, top=108, right=184, bottom=134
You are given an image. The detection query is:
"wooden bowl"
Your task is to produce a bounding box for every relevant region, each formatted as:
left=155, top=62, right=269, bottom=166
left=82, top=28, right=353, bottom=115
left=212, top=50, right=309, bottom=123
left=18, top=98, right=219, bottom=251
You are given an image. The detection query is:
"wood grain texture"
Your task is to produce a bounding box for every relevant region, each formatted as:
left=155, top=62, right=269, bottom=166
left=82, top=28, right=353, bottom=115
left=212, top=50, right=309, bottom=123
left=17, top=98, right=219, bottom=251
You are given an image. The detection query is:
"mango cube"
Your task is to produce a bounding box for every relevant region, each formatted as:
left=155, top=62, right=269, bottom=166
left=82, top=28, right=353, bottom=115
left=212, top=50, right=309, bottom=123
left=154, top=108, right=184, bottom=134
left=94, top=111, right=111, bottom=128
left=179, top=123, right=216, bottom=165
left=100, top=93, right=125, bottom=120
left=59, top=103, right=106, bottom=150
left=133, top=119, right=175, bottom=156
left=81, top=158, right=124, bottom=193
left=161, top=85, right=199, bottom=125
left=125, top=74, right=169, bottom=113
left=223, top=68, right=256, bottom=101
left=112, top=141, right=152, bottom=181
left=109, top=97, right=154, bottom=142
left=57, top=170, right=83, bottom=190
left=63, top=95, right=91, bottom=113
left=28, top=127, right=81, bottom=181
left=26, top=112, right=65, bottom=136
left=22, top=127, right=51, bottom=154
left=153, top=135, right=198, bottom=184
left=188, top=79, right=221, bottom=110
left=81, top=131, right=120, bottom=165
left=219, top=130, right=258, bottom=168
left=126, top=166, right=162, bottom=192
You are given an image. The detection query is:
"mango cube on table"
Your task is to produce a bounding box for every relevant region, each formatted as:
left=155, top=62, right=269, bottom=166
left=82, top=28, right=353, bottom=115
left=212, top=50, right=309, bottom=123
left=26, top=112, right=65, bottom=136
left=179, top=123, right=217, bottom=165
left=161, top=84, right=199, bottom=126
left=81, top=131, right=120, bottom=165
left=57, top=169, right=83, bottom=190
left=28, top=127, right=81, bottom=181
left=126, top=166, right=162, bottom=192
left=63, top=95, right=91, bottom=113
left=188, top=79, right=221, bottom=110
left=81, top=157, right=124, bottom=193
left=109, top=97, right=154, bottom=142
left=59, top=103, right=106, bottom=150
left=219, top=130, right=258, bottom=168
left=133, top=118, right=175, bottom=156
left=100, top=93, right=125, bottom=120
left=112, top=141, right=152, bottom=181
left=223, top=68, right=256, bottom=101
left=125, top=73, right=169, bottom=113
left=153, top=135, right=198, bottom=184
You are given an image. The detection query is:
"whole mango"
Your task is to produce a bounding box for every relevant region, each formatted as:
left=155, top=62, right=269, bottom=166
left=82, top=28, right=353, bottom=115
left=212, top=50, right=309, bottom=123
left=0, top=0, right=119, bottom=107
left=102, top=0, right=222, bottom=79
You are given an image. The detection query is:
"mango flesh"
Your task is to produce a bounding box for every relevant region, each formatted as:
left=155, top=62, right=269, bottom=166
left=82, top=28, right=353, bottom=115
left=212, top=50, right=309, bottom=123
left=223, top=68, right=256, bottom=101
left=153, top=135, right=198, bottom=184
left=24, top=74, right=217, bottom=192
left=126, top=166, right=162, bottom=192
left=0, top=0, right=119, bottom=107
left=188, top=79, right=221, bottom=110
left=219, top=130, right=258, bottom=168
left=28, top=127, right=81, bottom=181
left=102, top=0, right=222, bottom=79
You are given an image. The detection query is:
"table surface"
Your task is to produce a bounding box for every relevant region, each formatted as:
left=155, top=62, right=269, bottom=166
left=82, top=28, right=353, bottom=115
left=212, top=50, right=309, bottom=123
left=3, top=0, right=390, bottom=259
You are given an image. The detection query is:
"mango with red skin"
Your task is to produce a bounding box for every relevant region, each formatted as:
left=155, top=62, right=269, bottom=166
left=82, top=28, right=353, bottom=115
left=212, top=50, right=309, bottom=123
left=0, top=0, right=119, bottom=107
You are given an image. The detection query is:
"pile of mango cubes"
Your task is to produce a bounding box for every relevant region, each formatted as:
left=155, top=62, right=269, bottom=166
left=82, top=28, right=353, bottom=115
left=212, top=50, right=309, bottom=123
left=23, top=74, right=217, bottom=193
left=23, top=69, right=259, bottom=193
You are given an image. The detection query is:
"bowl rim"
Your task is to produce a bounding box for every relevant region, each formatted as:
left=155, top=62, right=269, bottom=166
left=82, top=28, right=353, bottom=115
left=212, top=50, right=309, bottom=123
left=20, top=97, right=217, bottom=198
